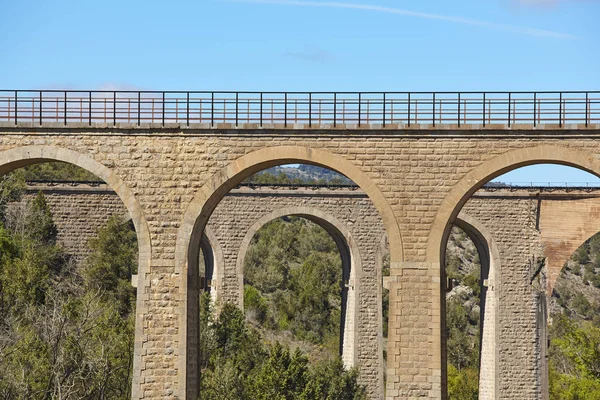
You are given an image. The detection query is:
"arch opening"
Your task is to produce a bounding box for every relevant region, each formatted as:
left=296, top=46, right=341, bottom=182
left=238, top=213, right=355, bottom=364
left=182, top=152, right=392, bottom=399
left=0, top=152, right=148, bottom=399
left=431, top=147, right=600, bottom=400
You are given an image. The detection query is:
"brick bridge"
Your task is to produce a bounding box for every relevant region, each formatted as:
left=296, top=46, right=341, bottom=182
left=12, top=179, right=600, bottom=400
left=1, top=89, right=599, bottom=399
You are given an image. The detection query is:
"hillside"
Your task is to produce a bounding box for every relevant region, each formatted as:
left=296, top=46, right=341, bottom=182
left=246, top=165, right=353, bottom=185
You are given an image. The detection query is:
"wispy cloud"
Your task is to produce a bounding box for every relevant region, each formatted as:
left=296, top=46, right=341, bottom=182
left=225, top=0, right=576, bottom=39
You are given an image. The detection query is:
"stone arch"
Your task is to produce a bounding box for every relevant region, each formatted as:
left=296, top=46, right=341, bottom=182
left=176, top=145, right=399, bottom=398
left=429, top=145, right=600, bottom=399
left=233, top=206, right=362, bottom=369
left=427, top=145, right=600, bottom=264
left=0, top=145, right=151, bottom=398
left=454, top=212, right=501, bottom=400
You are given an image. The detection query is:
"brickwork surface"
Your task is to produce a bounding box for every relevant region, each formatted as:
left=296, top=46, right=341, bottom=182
left=208, top=187, right=386, bottom=398
left=6, top=185, right=129, bottom=264
left=463, top=196, right=545, bottom=400
left=1, top=124, right=599, bottom=399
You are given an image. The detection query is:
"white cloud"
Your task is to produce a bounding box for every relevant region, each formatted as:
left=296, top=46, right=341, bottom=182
left=226, top=0, right=576, bottom=38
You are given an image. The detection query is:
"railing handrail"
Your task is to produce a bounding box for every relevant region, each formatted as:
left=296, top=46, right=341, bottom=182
left=1, top=89, right=599, bottom=128
left=3, top=89, right=599, bottom=94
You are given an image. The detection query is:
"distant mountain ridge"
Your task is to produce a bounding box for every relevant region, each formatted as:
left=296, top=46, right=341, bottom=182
left=247, top=165, right=353, bottom=185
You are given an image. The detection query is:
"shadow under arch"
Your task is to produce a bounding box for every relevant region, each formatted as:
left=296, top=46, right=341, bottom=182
left=176, top=145, right=400, bottom=398
left=454, top=212, right=501, bottom=400
left=428, top=144, right=600, bottom=399
left=199, top=226, right=225, bottom=306
left=234, top=206, right=362, bottom=369
left=0, top=145, right=151, bottom=398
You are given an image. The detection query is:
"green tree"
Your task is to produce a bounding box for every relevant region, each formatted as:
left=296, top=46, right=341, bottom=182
left=249, top=343, right=309, bottom=400
left=447, top=364, right=479, bottom=400
left=84, top=215, right=137, bottom=315
left=301, top=357, right=366, bottom=400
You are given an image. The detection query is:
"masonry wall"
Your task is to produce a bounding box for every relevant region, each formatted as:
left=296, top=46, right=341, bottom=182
left=6, top=184, right=129, bottom=264
left=207, top=188, right=387, bottom=398
left=462, top=195, right=545, bottom=400
left=1, top=124, right=599, bottom=399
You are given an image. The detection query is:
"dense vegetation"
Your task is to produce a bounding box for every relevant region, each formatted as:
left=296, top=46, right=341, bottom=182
left=243, top=216, right=343, bottom=359
left=199, top=296, right=366, bottom=399
left=0, top=172, right=135, bottom=398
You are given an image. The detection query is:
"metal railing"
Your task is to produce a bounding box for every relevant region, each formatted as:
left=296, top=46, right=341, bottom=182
left=0, top=90, right=599, bottom=128
left=483, top=182, right=600, bottom=192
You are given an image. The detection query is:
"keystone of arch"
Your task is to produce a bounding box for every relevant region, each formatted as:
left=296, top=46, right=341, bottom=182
left=427, top=144, right=600, bottom=264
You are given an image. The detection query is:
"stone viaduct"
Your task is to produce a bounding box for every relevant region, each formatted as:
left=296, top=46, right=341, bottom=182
left=1, top=89, right=599, bottom=399
left=11, top=179, right=600, bottom=400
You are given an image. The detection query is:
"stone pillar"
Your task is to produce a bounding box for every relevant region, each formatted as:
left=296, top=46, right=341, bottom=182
left=386, top=262, right=442, bottom=399
left=479, top=269, right=498, bottom=400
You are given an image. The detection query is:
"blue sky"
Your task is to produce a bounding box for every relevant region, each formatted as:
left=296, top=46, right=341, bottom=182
left=1, top=0, right=599, bottom=183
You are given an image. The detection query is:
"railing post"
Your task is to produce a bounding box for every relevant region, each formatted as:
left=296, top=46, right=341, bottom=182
left=382, top=93, right=386, bottom=127
left=14, top=90, right=18, bottom=125
left=211, top=92, right=214, bottom=127
left=482, top=92, right=486, bottom=127
left=457, top=92, right=461, bottom=127
left=187, top=92, right=190, bottom=127
left=235, top=92, right=239, bottom=127
left=358, top=93, right=361, bottom=127
left=559, top=92, right=563, bottom=127
left=39, top=91, right=43, bottom=125
left=88, top=91, right=92, bottom=126
left=533, top=92, right=537, bottom=128
left=333, top=93, right=337, bottom=128
left=309, top=93, right=312, bottom=128
left=113, top=92, right=117, bottom=126
left=586, top=92, right=589, bottom=127
left=162, top=92, right=166, bottom=126
left=407, top=93, right=411, bottom=127
left=138, top=92, right=141, bottom=126
left=260, top=93, right=263, bottom=127
left=432, top=93, right=436, bottom=127
left=508, top=92, right=511, bottom=127
left=64, top=91, right=68, bottom=125
left=284, top=93, right=287, bottom=128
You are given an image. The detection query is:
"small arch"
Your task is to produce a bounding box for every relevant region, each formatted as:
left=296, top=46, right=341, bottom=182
left=454, top=212, right=501, bottom=400
left=0, top=145, right=151, bottom=398
left=235, top=206, right=362, bottom=368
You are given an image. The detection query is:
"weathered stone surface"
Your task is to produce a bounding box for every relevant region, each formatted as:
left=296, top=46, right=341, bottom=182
left=1, top=124, right=600, bottom=400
